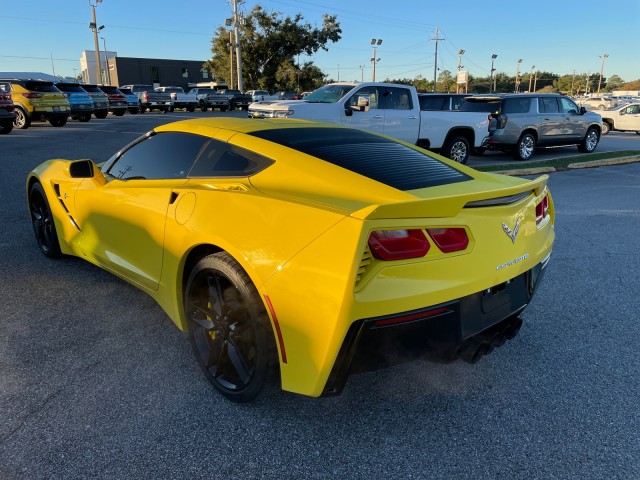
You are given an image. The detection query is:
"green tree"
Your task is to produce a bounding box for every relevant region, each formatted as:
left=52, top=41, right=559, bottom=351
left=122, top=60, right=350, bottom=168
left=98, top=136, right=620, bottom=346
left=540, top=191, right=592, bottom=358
left=204, top=5, right=341, bottom=91
left=603, top=75, right=624, bottom=92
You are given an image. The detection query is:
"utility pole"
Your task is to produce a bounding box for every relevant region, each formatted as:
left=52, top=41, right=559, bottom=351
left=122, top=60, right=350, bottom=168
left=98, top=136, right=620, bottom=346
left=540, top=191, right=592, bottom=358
left=88, top=0, right=103, bottom=84
left=456, top=49, right=464, bottom=93
left=359, top=65, right=365, bottom=82
left=370, top=38, right=382, bottom=82
left=528, top=65, right=535, bottom=93
left=232, top=0, right=243, bottom=91
left=489, top=54, right=497, bottom=93
left=533, top=70, right=538, bottom=92
left=570, top=70, right=576, bottom=96
left=101, top=36, right=110, bottom=84
left=431, top=26, right=444, bottom=92
left=515, top=59, right=522, bottom=92
left=597, top=53, right=609, bottom=94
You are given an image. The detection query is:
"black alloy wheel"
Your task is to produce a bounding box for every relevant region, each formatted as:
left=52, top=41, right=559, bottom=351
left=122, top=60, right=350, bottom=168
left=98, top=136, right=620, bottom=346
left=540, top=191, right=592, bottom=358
left=185, top=253, right=278, bottom=403
left=0, top=121, right=13, bottom=134
left=29, top=182, right=62, bottom=258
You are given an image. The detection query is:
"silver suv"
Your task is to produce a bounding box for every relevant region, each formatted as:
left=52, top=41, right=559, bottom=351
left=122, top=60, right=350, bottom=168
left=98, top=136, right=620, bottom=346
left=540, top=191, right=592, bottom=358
left=466, top=94, right=602, bottom=160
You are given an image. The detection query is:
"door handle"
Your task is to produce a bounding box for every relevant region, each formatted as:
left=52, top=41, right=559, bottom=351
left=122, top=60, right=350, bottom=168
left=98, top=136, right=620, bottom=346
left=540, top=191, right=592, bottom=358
left=374, top=115, right=383, bottom=119
left=409, top=116, right=418, bottom=119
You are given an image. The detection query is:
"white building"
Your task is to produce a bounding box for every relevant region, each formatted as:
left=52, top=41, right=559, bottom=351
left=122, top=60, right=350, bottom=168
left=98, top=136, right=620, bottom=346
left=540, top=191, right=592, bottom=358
left=80, top=50, right=117, bottom=84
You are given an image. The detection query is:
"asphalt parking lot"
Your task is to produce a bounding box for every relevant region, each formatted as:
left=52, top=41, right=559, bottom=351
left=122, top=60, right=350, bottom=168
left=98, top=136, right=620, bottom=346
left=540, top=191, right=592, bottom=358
left=1, top=112, right=639, bottom=479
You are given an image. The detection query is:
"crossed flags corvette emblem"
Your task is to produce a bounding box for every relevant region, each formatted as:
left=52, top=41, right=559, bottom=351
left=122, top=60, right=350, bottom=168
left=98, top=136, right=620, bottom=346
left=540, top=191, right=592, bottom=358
left=502, top=217, right=522, bottom=244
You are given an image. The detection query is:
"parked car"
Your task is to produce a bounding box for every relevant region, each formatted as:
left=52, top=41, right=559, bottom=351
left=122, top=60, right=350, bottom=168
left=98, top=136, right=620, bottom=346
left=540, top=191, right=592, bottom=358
left=593, top=102, right=640, bottom=135
left=26, top=117, right=554, bottom=402
left=155, top=86, right=198, bottom=112
left=468, top=93, right=603, bottom=160
left=80, top=84, right=109, bottom=119
left=246, top=89, right=272, bottom=102
left=187, top=87, right=230, bottom=111
left=117, top=87, right=140, bottom=114
left=119, top=84, right=173, bottom=113
left=576, top=96, right=618, bottom=111
left=0, top=84, right=16, bottom=134
left=218, top=89, right=252, bottom=110
left=0, top=78, right=69, bottom=128
left=55, top=82, right=94, bottom=122
left=275, top=91, right=297, bottom=100
left=98, top=86, right=128, bottom=116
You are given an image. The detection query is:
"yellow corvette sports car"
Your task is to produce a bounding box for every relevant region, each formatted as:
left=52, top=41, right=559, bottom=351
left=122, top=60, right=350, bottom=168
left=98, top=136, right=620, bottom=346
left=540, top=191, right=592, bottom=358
left=27, top=118, right=554, bottom=402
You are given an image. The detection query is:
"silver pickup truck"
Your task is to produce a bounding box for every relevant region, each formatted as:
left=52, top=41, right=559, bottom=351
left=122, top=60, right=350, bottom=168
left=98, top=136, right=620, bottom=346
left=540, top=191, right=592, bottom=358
left=155, top=86, right=198, bottom=112
left=119, top=84, right=173, bottom=113
left=187, top=88, right=230, bottom=112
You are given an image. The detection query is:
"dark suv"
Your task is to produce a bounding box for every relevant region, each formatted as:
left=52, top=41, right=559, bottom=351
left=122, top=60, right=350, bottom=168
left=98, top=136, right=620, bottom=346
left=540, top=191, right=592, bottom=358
left=0, top=85, right=15, bottom=134
left=463, top=93, right=602, bottom=160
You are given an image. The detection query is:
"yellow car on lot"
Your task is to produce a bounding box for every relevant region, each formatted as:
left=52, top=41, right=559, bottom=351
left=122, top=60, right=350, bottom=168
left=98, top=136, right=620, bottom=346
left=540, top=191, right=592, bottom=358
left=0, top=78, right=69, bottom=128
left=27, top=118, right=554, bottom=402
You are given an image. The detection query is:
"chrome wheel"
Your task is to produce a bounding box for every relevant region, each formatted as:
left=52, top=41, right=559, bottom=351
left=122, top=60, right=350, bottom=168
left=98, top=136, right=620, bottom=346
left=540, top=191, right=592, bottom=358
left=514, top=133, right=535, bottom=160
left=578, top=128, right=599, bottom=153
left=14, top=108, right=30, bottom=129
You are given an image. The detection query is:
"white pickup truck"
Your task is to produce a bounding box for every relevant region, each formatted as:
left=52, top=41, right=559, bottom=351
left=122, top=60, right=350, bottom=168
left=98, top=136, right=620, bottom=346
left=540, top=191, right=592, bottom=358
left=247, top=82, right=488, bottom=163
left=155, top=86, right=198, bottom=112
left=593, top=102, right=640, bottom=135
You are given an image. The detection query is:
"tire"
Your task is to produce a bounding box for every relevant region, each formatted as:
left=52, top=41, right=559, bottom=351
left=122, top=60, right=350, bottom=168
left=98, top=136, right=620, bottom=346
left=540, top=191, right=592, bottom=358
left=29, top=182, right=62, bottom=259
left=220, top=106, right=228, bottom=112
left=94, top=110, right=108, bottom=119
left=187, top=106, right=195, bottom=112
left=113, top=110, right=125, bottom=117
left=200, top=102, right=208, bottom=112
left=138, top=104, right=146, bottom=114
left=14, top=108, right=30, bottom=129
left=0, top=121, right=13, bottom=134
left=49, top=117, right=67, bottom=127
left=184, top=252, right=279, bottom=403
left=578, top=127, right=599, bottom=153
left=597, top=104, right=605, bottom=110
left=601, top=121, right=610, bottom=135
left=513, top=133, right=536, bottom=160
left=77, top=113, right=91, bottom=122
left=443, top=136, right=470, bottom=164
left=129, top=108, right=139, bottom=115
left=472, top=147, right=486, bottom=156
left=167, top=105, right=174, bottom=112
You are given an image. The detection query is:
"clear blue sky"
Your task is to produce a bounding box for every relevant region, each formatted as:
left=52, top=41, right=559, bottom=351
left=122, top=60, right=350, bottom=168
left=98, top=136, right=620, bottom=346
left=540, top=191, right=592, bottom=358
left=1, top=0, right=638, bottom=85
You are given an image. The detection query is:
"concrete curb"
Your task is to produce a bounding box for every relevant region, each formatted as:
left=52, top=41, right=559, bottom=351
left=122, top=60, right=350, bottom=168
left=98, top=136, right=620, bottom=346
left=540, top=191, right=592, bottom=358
left=487, top=155, right=640, bottom=176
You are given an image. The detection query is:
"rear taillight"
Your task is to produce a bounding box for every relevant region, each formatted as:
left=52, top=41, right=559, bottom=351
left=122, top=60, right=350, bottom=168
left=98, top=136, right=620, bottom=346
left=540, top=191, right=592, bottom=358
left=368, top=229, right=430, bottom=261
left=426, top=228, right=469, bottom=253
left=22, top=93, right=43, bottom=99
left=62, top=93, right=70, bottom=98
left=536, top=194, right=549, bottom=225
left=143, top=91, right=149, bottom=101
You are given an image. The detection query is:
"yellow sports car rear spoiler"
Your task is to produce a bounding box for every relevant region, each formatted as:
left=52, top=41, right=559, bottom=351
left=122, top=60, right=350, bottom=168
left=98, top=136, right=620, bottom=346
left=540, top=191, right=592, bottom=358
left=351, top=175, right=549, bottom=220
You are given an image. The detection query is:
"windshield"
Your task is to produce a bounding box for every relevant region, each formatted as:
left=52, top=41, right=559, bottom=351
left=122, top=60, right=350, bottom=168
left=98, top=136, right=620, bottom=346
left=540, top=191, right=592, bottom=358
left=304, top=84, right=355, bottom=103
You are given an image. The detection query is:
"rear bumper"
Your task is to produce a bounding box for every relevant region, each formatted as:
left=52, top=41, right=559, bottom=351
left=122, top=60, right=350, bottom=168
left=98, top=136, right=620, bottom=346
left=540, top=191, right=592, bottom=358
left=322, top=254, right=550, bottom=396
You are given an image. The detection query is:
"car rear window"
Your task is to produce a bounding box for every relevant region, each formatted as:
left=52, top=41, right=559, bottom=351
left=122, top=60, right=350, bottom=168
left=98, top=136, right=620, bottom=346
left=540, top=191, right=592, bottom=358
left=24, top=81, right=59, bottom=92
left=55, top=84, right=86, bottom=92
left=249, top=127, right=471, bottom=191
left=81, top=85, right=103, bottom=93
left=459, top=99, right=501, bottom=113
left=503, top=97, right=532, bottom=114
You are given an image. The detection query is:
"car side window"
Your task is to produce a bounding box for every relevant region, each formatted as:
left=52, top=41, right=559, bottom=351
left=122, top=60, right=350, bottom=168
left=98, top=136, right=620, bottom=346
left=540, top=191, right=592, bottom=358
left=558, top=97, right=579, bottom=114
left=380, top=87, right=413, bottom=110
left=0, top=82, right=9, bottom=93
left=626, top=105, right=639, bottom=114
left=503, top=98, right=532, bottom=114
left=189, top=139, right=274, bottom=177
left=106, top=132, right=209, bottom=180
left=538, top=97, right=559, bottom=113
left=347, top=86, right=379, bottom=110
left=419, top=95, right=448, bottom=111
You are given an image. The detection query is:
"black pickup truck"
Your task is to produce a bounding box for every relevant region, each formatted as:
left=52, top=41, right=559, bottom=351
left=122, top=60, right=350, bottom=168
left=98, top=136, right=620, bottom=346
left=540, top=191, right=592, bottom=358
left=218, top=89, right=253, bottom=111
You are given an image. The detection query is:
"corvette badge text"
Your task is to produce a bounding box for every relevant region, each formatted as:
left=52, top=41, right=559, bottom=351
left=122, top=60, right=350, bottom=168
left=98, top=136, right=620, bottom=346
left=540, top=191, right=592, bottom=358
left=496, top=254, right=529, bottom=271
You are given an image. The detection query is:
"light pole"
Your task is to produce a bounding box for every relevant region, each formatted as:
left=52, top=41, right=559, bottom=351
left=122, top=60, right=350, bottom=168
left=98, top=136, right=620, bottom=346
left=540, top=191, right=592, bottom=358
left=597, top=53, right=609, bottom=94
left=101, top=36, right=111, bottom=85
left=528, top=65, right=535, bottom=93
left=359, top=65, right=365, bottom=82
left=370, top=38, right=382, bottom=82
left=225, top=19, right=234, bottom=89
left=88, top=0, right=103, bottom=84
left=515, top=58, right=522, bottom=92
left=456, top=49, right=464, bottom=93
left=489, top=54, right=497, bottom=93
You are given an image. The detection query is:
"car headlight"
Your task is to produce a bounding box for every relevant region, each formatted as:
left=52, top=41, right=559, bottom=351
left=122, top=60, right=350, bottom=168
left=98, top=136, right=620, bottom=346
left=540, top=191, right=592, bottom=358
left=275, top=110, right=294, bottom=118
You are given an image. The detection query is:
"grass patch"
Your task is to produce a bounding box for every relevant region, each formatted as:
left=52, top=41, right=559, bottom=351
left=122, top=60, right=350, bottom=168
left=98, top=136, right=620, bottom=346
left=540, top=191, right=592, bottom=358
left=475, top=150, right=640, bottom=172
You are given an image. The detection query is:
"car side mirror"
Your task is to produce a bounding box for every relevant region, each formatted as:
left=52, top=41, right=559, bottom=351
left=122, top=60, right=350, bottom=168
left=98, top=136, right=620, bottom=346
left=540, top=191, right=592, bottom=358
left=68, top=159, right=95, bottom=178
left=580, top=106, right=587, bottom=114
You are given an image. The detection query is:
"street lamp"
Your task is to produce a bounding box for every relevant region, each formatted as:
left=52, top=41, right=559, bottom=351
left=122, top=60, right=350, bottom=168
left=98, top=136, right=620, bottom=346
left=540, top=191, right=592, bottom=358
left=359, top=65, right=365, bottom=82
left=101, top=36, right=110, bottom=85
left=515, top=58, right=522, bottom=92
left=528, top=65, right=535, bottom=93
left=370, top=38, right=382, bottom=82
left=456, top=49, right=465, bottom=93
left=88, top=0, right=103, bottom=84
left=489, top=54, right=497, bottom=93
left=597, top=53, right=609, bottom=94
